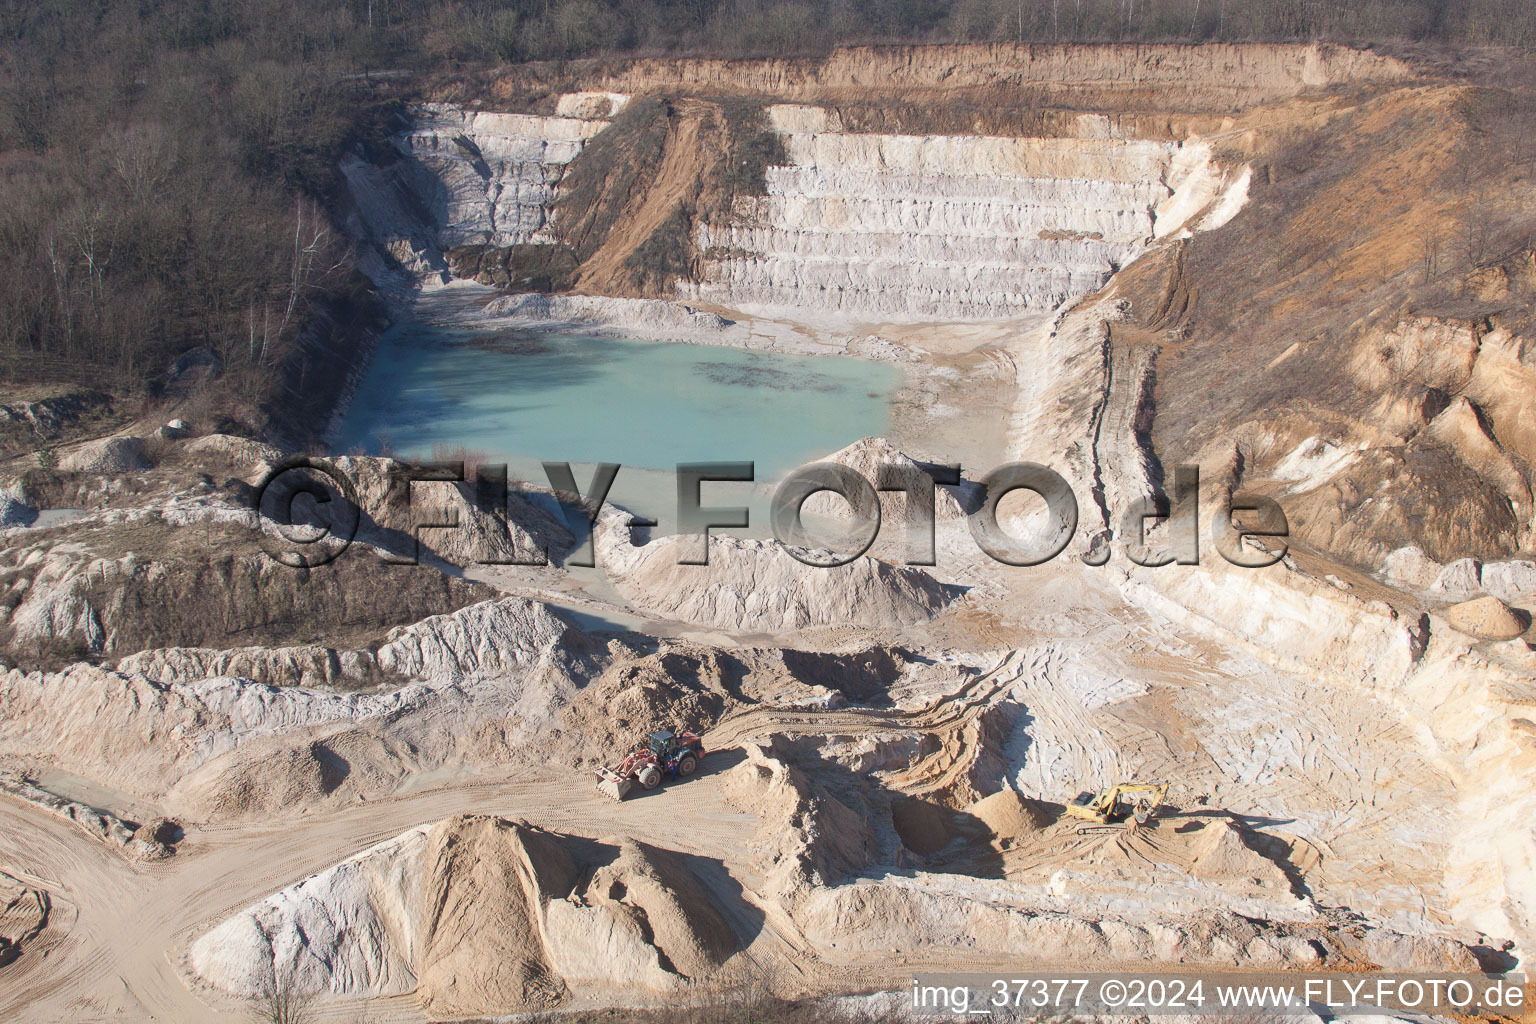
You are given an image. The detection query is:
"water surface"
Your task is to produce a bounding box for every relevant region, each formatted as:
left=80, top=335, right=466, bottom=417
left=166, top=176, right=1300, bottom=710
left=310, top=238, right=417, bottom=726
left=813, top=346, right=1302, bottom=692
left=335, top=319, right=902, bottom=532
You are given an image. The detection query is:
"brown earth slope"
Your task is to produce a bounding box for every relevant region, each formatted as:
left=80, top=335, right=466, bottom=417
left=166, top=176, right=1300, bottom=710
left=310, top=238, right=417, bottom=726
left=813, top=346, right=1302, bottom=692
left=1104, top=71, right=1536, bottom=570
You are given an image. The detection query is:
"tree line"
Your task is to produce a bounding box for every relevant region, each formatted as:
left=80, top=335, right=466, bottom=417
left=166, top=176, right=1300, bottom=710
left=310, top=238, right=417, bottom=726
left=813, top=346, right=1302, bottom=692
left=1, top=0, right=1532, bottom=416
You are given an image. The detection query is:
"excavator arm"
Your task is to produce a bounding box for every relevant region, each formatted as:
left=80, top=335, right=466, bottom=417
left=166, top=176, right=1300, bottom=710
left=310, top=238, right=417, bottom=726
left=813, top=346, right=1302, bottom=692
left=1109, top=782, right=1169, bottom=823
left=1066, top=781, right=1169, bottom=824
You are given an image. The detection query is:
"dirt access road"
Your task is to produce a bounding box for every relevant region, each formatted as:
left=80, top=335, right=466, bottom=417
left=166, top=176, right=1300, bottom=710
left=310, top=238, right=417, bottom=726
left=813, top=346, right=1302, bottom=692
left=0, top=760, right=776, bottom=1023
left=0, top=652, right=1038, bottom=1023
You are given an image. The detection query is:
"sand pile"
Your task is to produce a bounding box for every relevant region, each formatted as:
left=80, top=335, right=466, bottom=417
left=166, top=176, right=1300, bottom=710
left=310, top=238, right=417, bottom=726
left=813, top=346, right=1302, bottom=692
left=0, top=872, right=48, bottom=966
left=188, top=825, right=429, bottom=1000
left=189, top=815, right=743, bottom=1015
left=546, top=646, right=736, bottom=766
left=594, top=506, right=958, bottom=633
left=58, top=436, right=150, bottom=474
left=968, top=789, right=1055, bottom=846
left=597, top=841, right=736, bottom=977
left=182, top=739, right=348, bottom=821
left=804, top=437, right=975, bottom=523
left=549, top=838, right=737, bottom=988
left=414, top=816, right=574, bottom=1015
left=1186, top=819, right=1293, bottom=890
left=720, top=741, right=872, bottom=896
left=1443, top=595, right=1530, bottom=640
left=133, top=817, right=181, bottom=847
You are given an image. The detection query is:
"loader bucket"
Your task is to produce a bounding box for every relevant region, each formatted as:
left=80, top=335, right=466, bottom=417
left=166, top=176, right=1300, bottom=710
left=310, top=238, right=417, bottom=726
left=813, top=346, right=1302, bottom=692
left=595, top=768, right=633, bottom=802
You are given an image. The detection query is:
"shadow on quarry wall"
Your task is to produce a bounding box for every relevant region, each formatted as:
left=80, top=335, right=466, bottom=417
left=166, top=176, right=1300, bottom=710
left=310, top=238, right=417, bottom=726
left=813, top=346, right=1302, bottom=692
left=1170, top=809, right=1313, bottom=901
left=890, top=795, right=1006, bottom=878
left=778, top=646, right=917, bottom=707
left=547, top=824, right=767, bottom=955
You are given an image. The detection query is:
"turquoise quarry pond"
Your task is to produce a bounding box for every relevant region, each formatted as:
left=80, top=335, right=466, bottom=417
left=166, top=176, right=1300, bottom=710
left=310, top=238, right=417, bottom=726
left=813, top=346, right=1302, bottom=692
left=334, top=318, right=903, bottom=531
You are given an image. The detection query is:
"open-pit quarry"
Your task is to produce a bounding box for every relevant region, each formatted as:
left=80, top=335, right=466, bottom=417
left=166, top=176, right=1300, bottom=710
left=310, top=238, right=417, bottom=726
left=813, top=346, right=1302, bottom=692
left=4, top=41, right=1536, bottom=1023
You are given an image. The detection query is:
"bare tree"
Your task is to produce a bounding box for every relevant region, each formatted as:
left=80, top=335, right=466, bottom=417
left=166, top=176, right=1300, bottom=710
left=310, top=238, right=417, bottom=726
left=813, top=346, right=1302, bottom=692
left=1420, top=225, right=1442, bottom=284
left=63, top=203, right=116, bottom=316
left=1459, top=195, right=1497, bottom=269
left=108, top=124, right=178, bottom=205
left=252, top=983, right=314, bottom=1024
left=265, top=198, right=345, bottom=364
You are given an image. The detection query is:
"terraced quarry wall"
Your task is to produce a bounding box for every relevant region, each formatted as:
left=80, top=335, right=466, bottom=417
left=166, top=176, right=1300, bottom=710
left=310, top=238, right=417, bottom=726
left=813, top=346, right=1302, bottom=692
left=681, top=105, right=1239, bottom=319
left=337, top=41, right=1406, bottom=319
left=346, top=93, right=1245, bottom=321
left=340, top=96, right=621, bottom=281
left=339, top=42, right=1536, bottom=572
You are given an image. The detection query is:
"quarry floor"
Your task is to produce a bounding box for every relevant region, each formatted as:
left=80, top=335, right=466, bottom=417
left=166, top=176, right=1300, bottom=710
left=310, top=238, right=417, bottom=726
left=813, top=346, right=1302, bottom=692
left=0, top=295, right=1520, bottom=1022
left=0, top=541, right=1482, bottom=1022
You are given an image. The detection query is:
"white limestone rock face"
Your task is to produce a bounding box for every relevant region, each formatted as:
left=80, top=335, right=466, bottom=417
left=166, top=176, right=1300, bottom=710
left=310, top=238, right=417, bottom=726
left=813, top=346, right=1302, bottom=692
left=1481, top=560, right=1536, bottom=603
left=684, top=112, right=1247, bottom=321
left=1154, top=138, right=1251, bottom=238
left=5, top=549, right=108, bottom=653
left=1382, top=545, right=1442, bottom=590
left=341, top=97, right=1244, bottom=321
left=554, top=91, right=629, bottom=119
left=341, top=101, right=612, bottom=280
left=395, top=106, right=607, bottom=249
left=482, top=293, right=742, bottom=344
left=1429, top=557, right=1484, bottom=599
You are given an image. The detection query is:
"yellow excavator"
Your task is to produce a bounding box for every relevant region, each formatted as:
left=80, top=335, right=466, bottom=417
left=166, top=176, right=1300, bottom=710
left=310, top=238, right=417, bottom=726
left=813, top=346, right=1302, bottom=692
left=1065, top=781, right=1169, bottom=833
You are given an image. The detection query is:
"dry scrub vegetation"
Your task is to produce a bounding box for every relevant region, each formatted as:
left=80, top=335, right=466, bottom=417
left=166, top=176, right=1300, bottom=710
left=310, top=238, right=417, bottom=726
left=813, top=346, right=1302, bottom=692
left=0, top=518, right=497, bottom=672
